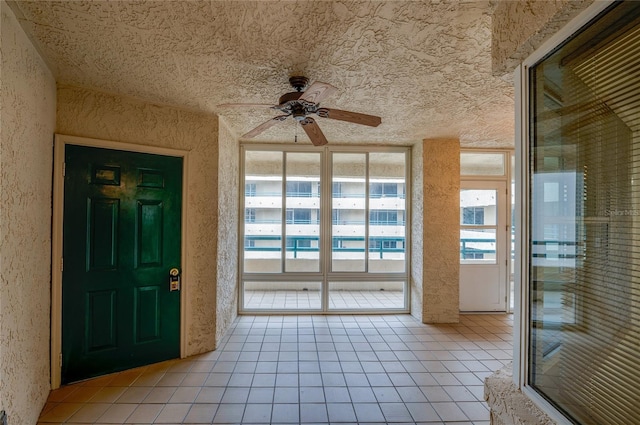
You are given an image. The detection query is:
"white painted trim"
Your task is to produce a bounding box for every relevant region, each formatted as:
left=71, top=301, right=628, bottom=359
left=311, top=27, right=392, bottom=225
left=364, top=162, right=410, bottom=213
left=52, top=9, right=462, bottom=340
left=51, top=134, right=190, bottom=389
left=513, top=63, right=528, bottom=389
left=238, top=143, right=411, bottom=314
left=521, top=1, right=614, bottom=68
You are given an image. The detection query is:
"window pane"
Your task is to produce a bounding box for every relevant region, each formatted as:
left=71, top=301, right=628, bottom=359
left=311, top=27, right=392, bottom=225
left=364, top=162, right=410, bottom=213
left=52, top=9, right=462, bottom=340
left=369, top=152, right=406, bottom=273
left=528, top=3, right=640, bottom=424
left=286, top=152, right=320, bottom=272
left=460, top=190, right=497, bottom=225
left=460, top=228, right=496, bottom=264
left=244, top=151, right=282, bottom=273
left=332, top=153, right=366, bottom=272
left=461, top=152, right=505, bottom=175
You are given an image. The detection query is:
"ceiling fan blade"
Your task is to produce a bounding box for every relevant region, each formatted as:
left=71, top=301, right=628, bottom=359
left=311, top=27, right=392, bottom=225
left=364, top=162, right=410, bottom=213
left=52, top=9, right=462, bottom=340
left=316, top=108, right=381, bottom=127
left=299, top=81, right=338, bottom=104
left=218, top=103, right=276, bottom=108
left=300, top=117, right=328, bottom=146
left=242, top=115, right=288, bottom=138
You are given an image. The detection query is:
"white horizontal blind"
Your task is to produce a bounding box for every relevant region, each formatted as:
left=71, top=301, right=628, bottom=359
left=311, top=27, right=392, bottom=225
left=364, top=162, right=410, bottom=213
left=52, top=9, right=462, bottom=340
left=529, top=3, right=640, bottom=424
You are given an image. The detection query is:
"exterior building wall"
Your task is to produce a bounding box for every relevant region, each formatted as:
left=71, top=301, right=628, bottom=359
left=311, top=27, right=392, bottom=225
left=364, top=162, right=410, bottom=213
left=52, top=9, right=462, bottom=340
left=422, top=138, right=460, bottom=323
left=0, top=3, right=57, bottom=424
left=56, top=84, right=220, bottom=357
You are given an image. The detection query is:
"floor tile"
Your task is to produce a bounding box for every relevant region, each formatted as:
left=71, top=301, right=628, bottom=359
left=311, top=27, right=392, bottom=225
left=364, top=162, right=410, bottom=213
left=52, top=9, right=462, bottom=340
left=457, top=401, right=490, bottom=421
left=221, top=387, right=250, bottom=404
left=95, top=404, right=137, bottom=424
left=432, top=401, right=469, bottom=422
left=323, top=386, right=350, bottom=403
left=66, top=403, right=111, bottom=423
left=144, top=387, right=177, bottom=404
left=372, top=386, right=402, bottom=403
left=379, top=402, right=413, bottom=422
left=38, top=403, right=84, bottom=423
left=300, top=387, right=325, bottom=403
left=154, top=403, right=191, bottom=423
left=195, top=387, right=225, bottom=404
left=247, top=387, right=274, bottom=403
left=270, top=403, right=299, bottom=423
left=274, top=387, right=299, bottom=403
left=242, top=403, right=272, bottom=423
left=89, top=387, right=127, bottom=403
left=125, top=404, right=163, bottom=423
left=326, top=403, right=356, bottom=423
left=183, top=403, right=218, bottom=423
left=405, top=402, right=440, bottom=422
left=353, top=403, right=385, bottom=422
left=212, top=404, right=245, bottom=424
left=299, top=373, right=323, bottom=387
left=348, top=387, right=377, bottom=403
left=38, top=313, right=513, bottom=425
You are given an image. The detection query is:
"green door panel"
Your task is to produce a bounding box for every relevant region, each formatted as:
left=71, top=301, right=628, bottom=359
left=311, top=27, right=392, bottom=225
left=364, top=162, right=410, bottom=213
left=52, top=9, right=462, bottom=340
left=62, top=145, right=182, bottom=384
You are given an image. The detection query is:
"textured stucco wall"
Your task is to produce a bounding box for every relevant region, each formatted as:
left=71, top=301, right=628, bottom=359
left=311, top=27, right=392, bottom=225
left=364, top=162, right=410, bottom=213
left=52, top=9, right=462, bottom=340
left=0, top=3, right=57, bottom=424
left=492, top=0, right=595, bottom=76
left=485, top=364, right=556, bottom=425
left=216, top=118, right=239, bottom=342
left=56, top=85, right=219, bottom=357
left=410, top=141, right=424, bottom=322
left=422, top=139, right=460, bottom=323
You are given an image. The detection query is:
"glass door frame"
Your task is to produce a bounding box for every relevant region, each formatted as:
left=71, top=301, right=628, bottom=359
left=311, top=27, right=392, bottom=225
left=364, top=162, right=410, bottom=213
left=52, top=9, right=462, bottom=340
left=460, top=149, right=514, bottom=312
left=239, top=144, right=411, bottom=314
left=459, top=180, right=509, bottom=312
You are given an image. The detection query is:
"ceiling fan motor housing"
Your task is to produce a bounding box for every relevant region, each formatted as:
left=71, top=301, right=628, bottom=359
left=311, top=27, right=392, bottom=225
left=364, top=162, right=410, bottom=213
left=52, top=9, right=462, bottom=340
left=276, top=91, right=319, bottom=118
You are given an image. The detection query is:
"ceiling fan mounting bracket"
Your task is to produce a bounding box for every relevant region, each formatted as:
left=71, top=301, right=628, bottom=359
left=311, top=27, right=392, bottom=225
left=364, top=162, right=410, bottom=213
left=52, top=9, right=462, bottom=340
left=289, top=76, right=309, bottom=92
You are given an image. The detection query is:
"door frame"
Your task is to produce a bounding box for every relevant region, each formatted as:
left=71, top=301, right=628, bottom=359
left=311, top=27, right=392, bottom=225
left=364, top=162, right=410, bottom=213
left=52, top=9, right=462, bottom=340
left=51, top=134, right=190, bottom=389
left=459, top=179, right=509, bottom=311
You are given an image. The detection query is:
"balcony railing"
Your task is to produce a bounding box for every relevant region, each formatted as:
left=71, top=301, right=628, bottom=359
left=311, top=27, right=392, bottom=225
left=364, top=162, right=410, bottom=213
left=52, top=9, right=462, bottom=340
left=244, top=235, right=406, bottom=259
left=245, top=191, right=406, bottom=199
left=459, top=238, right=497, bottom=256
left=246, top=219, right=405, bottom=225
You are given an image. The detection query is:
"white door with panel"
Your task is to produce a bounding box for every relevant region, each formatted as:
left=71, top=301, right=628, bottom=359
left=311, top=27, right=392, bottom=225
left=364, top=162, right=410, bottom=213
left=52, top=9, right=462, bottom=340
left=459, top=181, right=508, bottom=311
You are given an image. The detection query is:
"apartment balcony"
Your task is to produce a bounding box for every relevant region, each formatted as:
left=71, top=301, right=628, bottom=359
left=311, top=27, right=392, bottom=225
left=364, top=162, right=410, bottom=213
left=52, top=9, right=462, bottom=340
left=245, top=192, right=405, bottom=210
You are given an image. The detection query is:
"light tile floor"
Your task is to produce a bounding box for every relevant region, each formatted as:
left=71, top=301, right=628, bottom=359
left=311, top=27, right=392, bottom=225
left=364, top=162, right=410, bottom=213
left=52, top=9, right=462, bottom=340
left=244, top=290, right=405, bottom=310
left=39, top=314, right=512, bottom=425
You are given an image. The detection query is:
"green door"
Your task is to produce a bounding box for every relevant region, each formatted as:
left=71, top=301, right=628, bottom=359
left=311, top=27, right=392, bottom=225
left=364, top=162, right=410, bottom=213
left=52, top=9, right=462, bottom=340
left=62, top=145, right=182, bottom=384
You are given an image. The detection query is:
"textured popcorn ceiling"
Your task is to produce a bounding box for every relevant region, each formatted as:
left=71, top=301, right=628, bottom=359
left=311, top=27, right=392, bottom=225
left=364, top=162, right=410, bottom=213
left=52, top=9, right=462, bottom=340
left=11, top=0, right=515, bottom=147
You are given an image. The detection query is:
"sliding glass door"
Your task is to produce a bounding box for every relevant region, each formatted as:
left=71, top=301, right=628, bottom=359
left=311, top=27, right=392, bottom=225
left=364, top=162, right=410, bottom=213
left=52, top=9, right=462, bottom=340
left=241, top=146, right=409, bottom=313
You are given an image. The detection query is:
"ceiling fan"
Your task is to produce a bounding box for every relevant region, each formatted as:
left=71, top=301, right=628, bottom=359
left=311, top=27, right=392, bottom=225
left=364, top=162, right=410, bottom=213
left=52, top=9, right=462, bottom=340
left=218, top=76, right=382, bottom=146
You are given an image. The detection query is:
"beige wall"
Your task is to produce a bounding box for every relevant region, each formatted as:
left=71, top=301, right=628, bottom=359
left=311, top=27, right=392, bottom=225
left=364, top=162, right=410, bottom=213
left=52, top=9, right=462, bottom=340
left=0, top=3, right=57, bottom=424
left=56, top=85, right=220, bottom=357
left=216, top=118, right=239, bottom=341
left=491, top=0, right=595, bottom=76
left=422, top=138, right=460, bottom=323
